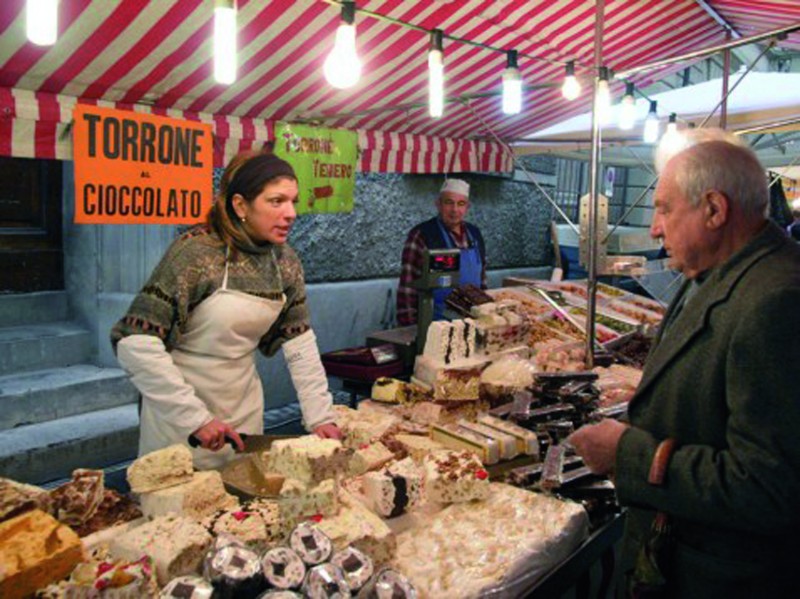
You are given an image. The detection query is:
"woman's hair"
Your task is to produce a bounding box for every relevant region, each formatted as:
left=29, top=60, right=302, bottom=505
left=207, top=150, right=296, bottom=254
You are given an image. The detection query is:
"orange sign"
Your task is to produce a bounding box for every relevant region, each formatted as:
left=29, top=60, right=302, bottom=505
left=73, top=105, right=213, bottom=224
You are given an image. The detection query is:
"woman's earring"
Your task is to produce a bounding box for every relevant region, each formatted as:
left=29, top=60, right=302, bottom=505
left=241, top=216, right=246, bottom=222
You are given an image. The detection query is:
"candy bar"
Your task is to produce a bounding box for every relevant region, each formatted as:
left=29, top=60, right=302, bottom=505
left=140, top=470, right=238, bottom=520
left=204, top=500, right=285, bottom=553
left=430, top=423, right=500, bottom=464
left=267, top=437, right=350, bottom=485
left=349, top=442, right=395, bottom=476
left=476, top=414, right=539, bottom=456
left=391, top=434, right=444, bottom=462
left=456, top=419, right=519, bottom=460
left=315, top=498, right=396, bottom=565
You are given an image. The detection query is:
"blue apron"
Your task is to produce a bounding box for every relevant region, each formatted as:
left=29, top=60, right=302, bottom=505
left=433, top=219, right=483, bottom=320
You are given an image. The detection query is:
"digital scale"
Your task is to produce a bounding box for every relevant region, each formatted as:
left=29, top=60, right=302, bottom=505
left=411, top=248, right=461, bottom=354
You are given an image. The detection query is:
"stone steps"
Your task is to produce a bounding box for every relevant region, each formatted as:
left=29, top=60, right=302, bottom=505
left=0, top=290, right=69, bottom=327
left=0, top=404, right=140, bottom=485
left=0, top=365, right=138, bottom=430
left=0, top=321, right=92, bottom=376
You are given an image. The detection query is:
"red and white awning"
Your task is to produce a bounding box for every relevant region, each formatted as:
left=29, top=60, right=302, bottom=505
left=0, top=0, right=798, bottom=172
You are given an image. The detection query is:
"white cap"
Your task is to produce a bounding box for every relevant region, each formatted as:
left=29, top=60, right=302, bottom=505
left=792, top=198, right=800, bottom=211
left=440, top=178, right=470, bottom=197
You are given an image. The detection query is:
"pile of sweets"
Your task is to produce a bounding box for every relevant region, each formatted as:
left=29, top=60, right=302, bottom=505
left=155, top=520, right=418, bottom=599
left=392, top=483, right=588, bottom=598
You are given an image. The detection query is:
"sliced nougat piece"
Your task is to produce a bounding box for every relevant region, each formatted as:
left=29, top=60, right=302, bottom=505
left=362, top=458, right=423, bottom=518
left=127, top=444, right=194, bottom=494
left=267, top=436, right=350, bottom=485
left=278, top=478, right=339, bottom=526
left=423, top=450, right=490, bottom=504
left=392, top=434, right=445, bottom=463
left=109, top=514, right=212, bottom=585
left=315, top=496, right=396, bottom=565
left=139, top=470, right=238, bottom=520
left=349, top=442, right=395, bottom=476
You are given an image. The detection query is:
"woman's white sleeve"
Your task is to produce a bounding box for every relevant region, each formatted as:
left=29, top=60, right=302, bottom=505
left=282, top=329, right=336, bottom=430
left=116, top=335, right=213, bottom=437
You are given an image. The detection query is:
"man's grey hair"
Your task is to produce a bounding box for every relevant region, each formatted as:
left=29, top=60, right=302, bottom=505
left=655, top=128, right=768, bottom=218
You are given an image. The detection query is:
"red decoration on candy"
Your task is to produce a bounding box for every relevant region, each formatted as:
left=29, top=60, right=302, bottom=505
left=232, top=511, right=250, bottom=521
left=475, top=469, right=489, bottom=480
left=309, top=514, right=324, bottom=523
left=97, top=562, right=115, bottom=576
left=359, top=444, right=370, bottom=450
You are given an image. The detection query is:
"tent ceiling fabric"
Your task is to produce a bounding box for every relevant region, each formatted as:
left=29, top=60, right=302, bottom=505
left=1, top=0, right=799, bottom=147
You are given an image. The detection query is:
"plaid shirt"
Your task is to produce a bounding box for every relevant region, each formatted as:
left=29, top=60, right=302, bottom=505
left=396, top=222, right=486, bottom=326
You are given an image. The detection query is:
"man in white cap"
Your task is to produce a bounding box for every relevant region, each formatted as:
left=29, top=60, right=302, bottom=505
left=396, top=178, right=486, bottom=326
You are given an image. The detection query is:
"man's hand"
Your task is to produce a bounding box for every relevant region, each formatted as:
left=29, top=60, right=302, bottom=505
left=313, top=422, right=343, bottom=440
left=191, top=418, right=245, bottom=452
left=568, top=419, right=628, bottom=475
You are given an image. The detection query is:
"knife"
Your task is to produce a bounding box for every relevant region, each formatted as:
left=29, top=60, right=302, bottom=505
left=188, top=432, right=249, bottom=452
left=187, top=433, right=292, bottom=453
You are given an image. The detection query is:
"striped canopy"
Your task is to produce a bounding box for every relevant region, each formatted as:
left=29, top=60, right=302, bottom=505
left=1, top=0, right=799, bottom=172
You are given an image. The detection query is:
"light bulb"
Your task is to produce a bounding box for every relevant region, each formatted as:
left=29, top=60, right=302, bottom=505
left=595, top=77, right=612, bottom=125
left=502, top=51, right=522, bottom=115
left=643, top=101, right=660, bottom=144
left=213, top=2, right=236, bottom=84
left=665, top=113, right=678, bottom=136
left=562, top=61, right=580, bottom=101
left=619, top=82, right=636, bottom=130
left=323, top=23, right=362, bottom=89
left=428, top=48, right=444, bottom=118
left=27, top=0, right=58, bottom=46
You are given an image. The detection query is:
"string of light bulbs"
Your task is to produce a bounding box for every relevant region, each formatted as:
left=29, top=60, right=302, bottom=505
left=22, top=0, right=681, bottom=144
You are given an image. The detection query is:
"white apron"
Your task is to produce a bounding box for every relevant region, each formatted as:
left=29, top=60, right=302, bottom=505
left=139, top=252, right=285, bottom=470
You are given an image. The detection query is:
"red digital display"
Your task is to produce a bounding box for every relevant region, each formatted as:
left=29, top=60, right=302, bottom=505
left=430, top=253, right=459, bottom=271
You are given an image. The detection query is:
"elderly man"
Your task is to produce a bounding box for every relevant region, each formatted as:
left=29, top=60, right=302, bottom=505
left=396, top=178, right=486, bottom=326
left=569, top=130, right=800, bottom=598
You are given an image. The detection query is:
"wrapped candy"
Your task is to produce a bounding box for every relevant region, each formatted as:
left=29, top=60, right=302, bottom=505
left=260, top=546, right=306, bottom=590
left=288, top=522, right=333, bottom=566
left=330, top=546, right=374, bottom=592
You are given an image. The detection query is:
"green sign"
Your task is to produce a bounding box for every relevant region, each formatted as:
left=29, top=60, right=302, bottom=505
left=274, top=122, right=356, bottom=214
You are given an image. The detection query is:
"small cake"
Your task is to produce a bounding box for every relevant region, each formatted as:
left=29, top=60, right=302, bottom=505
left=302, top=563, right=350, bottom=599
left=204, top=501, right=285, bottom=553
left=456, top=419, right=520, bottom=460
left=278, top=478, right=338, bottom=526
left=49, top=468, right=105, bottom=527
left=362, top=458, right=422, bottom=518
left=370, top=377, right=406, bottom=403
left=110, top=514, right=212, bottom=585
left=267, top=437, right=350, bottom=485
left=260, top=547, right=306, bottom=590
left=315, top=499, right=396, bottom=566
left=0, top=509, right=84, bottom=599
left=349, top=442, right=395, bottom=476
left=0, top=477, right=53, bottom=523
left=391, top=434, right=444, bottom=463
left=160, top=575, right=215, bottom=598
left=423, top=450, right=490, bottom=504
left=203, top=543, right=266, bottom=598
left=412, top=356, right=486, bottom=401
left=330, top=546, right=374, bottom=592
left=140, top=470, right=238, bottom=520
left=127, top=445, right=194, bottom=494
left=430, top=423, right=500, bottom=464
left=288, top=522, right=334, bottom=565
left=477, top=414, right=539, bottom=456
left=422, top=319, right=478, bottom=364
left=338, top=408, right=401, bottom=450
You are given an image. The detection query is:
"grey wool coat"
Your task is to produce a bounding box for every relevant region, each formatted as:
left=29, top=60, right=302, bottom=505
left=614, top=222, right=800, bottom=598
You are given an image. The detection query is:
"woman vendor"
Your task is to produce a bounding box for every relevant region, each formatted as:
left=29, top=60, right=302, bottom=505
left=111, top=151, right=341, bottom=470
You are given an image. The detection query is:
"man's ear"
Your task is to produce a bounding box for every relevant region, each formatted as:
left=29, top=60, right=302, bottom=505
left=703, top=190, right=729, bottom=230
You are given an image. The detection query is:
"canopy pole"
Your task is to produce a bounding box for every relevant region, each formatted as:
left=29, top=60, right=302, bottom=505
left=721, top=30, right=732, bottom=129
left=585, top=0, right=605, bottom=369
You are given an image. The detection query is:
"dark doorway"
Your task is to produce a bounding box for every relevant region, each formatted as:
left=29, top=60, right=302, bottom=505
left=0, top=157, right=63, bottom=292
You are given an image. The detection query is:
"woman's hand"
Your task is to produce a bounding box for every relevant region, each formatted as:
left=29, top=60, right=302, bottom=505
left=191, top=418, right=245, bottom=452
left=313, top=422, right=343, bottom=440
